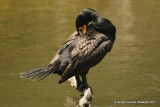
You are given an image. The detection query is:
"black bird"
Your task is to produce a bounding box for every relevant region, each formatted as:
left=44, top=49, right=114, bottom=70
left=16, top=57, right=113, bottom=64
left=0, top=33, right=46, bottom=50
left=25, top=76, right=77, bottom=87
left=20, top=8, right=116, bottom=91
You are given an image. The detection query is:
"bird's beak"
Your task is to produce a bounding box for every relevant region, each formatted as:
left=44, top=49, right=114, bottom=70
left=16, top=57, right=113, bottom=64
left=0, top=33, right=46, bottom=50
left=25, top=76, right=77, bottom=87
left=82, top=24, right=87, bottom=34
left=79, top=25, right=87, bottom=36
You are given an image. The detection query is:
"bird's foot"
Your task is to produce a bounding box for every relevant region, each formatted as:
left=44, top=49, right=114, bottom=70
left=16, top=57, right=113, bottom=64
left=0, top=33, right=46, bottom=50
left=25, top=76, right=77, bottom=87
left=77, top=82, right=89, bottom=96
left=78, top=87, right=93, bottom=107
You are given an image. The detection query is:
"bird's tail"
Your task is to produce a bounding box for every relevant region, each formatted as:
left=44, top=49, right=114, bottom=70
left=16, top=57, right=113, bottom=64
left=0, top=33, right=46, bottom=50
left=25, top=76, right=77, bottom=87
left=20, top=67, right=55, bottom=80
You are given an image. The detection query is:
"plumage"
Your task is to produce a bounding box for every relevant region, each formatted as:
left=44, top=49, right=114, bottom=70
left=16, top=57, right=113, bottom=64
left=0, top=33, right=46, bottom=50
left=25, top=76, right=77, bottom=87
left=51, top=23, right=115, bottom=83
left=20, top=8, right=116, bottom=88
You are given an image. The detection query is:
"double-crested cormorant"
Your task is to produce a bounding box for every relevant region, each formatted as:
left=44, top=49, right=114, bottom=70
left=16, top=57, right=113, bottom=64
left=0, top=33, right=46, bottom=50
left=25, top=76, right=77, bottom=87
left=20, top=8, right=116, bottom=94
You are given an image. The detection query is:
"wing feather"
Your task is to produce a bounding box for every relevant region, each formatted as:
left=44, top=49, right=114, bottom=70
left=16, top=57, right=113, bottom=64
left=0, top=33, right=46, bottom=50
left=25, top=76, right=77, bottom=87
left=58, top=32, right=78, bottom=55
left=49, top=32, right=78, bottom=65
left=59, top=33, right=111, bottom=83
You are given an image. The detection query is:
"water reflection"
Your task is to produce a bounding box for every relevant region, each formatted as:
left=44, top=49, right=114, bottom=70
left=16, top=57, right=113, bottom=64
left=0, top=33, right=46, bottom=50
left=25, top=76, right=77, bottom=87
left=115, top=0, right=135, bottom=42
left=0, top=0, right=12, bottom=21
left=112, top=0, right=138, bottom=73
left=64, top=96, right=77, bottom=107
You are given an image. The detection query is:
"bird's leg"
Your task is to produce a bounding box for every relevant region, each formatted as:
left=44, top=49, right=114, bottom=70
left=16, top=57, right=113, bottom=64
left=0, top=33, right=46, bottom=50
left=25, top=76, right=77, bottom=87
left=68, top=75, right=84, bottom=92
left=68, top=75, right=93, bottom=107
left=76, top=75, right=86, bottom=95
left=76, top=75, right=83, bottom=91
left=79, top=74, right=89, bottom=96
left=81, top=74, right=89, bottom=88
left=78, top=74, right=93, bottom=107
left=68, top=75, right=86, bottom=96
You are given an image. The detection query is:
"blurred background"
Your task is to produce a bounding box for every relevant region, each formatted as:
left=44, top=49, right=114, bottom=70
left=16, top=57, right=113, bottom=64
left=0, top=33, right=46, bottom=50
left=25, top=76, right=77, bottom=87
left=0, top=0, right=160, bottom=107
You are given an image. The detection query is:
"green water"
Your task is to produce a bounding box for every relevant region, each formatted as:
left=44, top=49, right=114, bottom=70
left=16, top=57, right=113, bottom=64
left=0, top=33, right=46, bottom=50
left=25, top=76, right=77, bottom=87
left=0, top=0, right=160, bottom=107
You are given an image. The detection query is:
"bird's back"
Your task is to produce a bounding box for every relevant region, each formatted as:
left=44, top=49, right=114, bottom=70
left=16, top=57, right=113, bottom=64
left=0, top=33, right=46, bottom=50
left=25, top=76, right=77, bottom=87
left=56, top=24, right=114, bottom=83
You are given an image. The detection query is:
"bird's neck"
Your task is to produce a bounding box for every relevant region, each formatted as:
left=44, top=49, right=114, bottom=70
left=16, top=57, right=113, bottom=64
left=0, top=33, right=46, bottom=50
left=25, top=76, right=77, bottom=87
left=92, top=18, right=116, bottom=42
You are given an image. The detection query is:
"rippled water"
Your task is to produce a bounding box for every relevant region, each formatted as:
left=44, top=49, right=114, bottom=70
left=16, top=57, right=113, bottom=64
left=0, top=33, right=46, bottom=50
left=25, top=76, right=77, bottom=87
left=0, top=0, right=160, bottom=107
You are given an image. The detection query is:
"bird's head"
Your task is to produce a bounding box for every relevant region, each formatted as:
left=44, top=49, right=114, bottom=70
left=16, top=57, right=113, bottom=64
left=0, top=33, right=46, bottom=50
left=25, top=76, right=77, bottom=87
left=76, top=8, right=99, bottom=35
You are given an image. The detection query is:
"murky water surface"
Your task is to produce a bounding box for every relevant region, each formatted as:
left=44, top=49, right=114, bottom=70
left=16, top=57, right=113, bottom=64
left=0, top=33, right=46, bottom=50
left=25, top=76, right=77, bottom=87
left=0, top=0, right=159, bottom=107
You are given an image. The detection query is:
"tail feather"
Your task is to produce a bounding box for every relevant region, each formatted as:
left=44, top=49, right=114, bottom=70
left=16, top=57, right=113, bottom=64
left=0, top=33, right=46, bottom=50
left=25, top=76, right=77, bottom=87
left=20, top=67, right=54, bottom=80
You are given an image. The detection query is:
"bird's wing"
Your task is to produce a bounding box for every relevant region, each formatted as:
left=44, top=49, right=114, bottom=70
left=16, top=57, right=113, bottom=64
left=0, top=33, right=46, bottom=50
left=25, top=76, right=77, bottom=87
left=59, top=33, right=112, bottom=83
left=49, top=32, right=78, bottom=65
left=58, top=31, right=78, bottom=55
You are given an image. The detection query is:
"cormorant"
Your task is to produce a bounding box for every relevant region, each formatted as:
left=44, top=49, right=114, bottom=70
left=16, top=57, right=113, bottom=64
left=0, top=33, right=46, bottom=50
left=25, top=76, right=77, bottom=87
left=20, top=8, right=116, bottom=93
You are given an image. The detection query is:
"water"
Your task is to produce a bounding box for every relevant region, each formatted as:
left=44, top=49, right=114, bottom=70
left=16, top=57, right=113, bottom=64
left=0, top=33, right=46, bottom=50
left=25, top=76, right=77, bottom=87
left=0, top=0, right=160, bottom=107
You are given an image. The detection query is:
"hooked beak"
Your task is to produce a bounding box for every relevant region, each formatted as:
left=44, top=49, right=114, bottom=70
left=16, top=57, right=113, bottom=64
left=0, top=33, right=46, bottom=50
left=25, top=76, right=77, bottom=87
left=79, top=24, right=87, bottom=36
